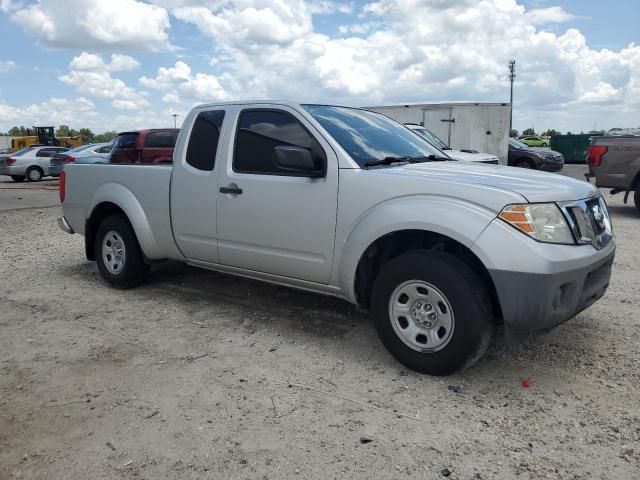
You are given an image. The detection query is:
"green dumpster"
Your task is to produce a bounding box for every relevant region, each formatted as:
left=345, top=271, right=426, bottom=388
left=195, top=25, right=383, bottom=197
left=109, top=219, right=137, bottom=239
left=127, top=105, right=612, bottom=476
left=550, top=133, right=603, bottom=163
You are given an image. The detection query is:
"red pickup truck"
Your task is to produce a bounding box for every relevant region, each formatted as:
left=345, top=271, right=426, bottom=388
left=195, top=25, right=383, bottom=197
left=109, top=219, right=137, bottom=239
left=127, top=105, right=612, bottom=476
left=109, top=129, right=179, bottom=164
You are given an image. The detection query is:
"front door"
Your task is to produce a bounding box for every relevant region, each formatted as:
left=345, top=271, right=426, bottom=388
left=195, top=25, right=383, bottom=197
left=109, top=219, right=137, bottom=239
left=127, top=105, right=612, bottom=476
left=216, top=105, right=338, bottom=284
left=170, top=109, right=226, bottom=263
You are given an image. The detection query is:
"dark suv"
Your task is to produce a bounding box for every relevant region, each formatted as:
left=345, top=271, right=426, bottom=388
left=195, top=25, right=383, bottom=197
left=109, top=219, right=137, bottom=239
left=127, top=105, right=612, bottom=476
left=508, top=138, right=564, bottom=171
left=109, top=129, right=179, bottom=164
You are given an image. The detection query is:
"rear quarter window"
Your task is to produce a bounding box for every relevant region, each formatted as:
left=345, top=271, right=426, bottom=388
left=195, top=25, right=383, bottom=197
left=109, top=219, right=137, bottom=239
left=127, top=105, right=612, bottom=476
left=186, top=110, right=225, bottom=171
left=144, top=131, right=179, bottom=148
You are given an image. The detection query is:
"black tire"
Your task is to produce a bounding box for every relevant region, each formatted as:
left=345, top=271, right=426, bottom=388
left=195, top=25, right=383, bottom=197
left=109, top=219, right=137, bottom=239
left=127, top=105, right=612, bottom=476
left=95, top=214, right=149, bottom=289
left=634, top=183, right=640, bottom=211
left=370, top=250, right=494, bottom=376
left=11, top=175, right=25, bottom=182
left=26, top=166, right=43, bottom=182
left=514, top=158, right=534, bottom=169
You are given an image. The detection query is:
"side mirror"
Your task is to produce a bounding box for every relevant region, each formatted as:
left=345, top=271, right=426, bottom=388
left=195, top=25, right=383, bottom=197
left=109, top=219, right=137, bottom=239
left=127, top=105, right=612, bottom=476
left=273, top=145, right=323, bottom=177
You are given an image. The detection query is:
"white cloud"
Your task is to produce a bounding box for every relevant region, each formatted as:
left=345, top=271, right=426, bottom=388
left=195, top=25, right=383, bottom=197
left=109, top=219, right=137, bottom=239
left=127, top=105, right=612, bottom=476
left=168, top=0, right=640, bottom=132
left=526, top=6, right=575, bottom=25
left=140, top=60, right=231, bottom=104
left=309, top=1, right=354, bottom=15
left=69, top=52, right=140, bottom=72
left=60, top=53, right=150, bottom=110
left=10, top=0, right=171, bottom=50
left=0, top=97, right=98, bottom=131
left=0, top=60, right=17, bottom=72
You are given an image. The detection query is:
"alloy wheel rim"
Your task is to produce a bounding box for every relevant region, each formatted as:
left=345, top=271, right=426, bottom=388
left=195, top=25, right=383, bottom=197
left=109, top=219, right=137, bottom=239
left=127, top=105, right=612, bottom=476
left=388, top=280, right=455, bottom=352
left=101, top=230, right=126, bottom=275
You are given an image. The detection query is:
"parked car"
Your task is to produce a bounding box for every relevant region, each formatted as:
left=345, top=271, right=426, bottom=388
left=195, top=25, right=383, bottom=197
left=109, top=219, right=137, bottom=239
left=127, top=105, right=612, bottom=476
left=109, top=129, right=179, bottom=164
left=49, top=143, right=112, bottom=176
left=406, top=124, right=501, bottom=164
left=58, top=101, right=614, bottom=376
left=518, top=135, right=549, bottom=147
left=0, top=145, right=68, bottom=181
left=586, top=135, right=640, bottom=210
left=508, top=138, right=564, bottom=171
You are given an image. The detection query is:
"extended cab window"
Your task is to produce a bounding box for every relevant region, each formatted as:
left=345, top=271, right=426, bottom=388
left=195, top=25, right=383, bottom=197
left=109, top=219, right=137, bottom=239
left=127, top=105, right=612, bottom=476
left=234, top=109, right=325, bottom=175
left=186, top=110, right=225, bottom=171
left=144, top=131, right=179, bottom=148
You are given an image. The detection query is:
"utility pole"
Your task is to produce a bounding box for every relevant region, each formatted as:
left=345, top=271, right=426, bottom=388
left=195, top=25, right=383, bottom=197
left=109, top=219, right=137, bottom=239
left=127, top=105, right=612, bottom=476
left=508, top=59, right=516, bottom=132
left=172, top=114, right=179, bottom=128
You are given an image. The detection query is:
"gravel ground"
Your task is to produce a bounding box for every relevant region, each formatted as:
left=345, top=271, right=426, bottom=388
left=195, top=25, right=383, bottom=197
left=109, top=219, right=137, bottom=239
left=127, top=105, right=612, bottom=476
left=1, top=167, right=639, bottom=479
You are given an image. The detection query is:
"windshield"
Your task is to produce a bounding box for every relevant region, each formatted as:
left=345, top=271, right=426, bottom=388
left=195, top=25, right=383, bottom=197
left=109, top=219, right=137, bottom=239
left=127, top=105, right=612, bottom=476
left=11, top=147, right=34, bottom=157
left=302, top=105, right=447, bottom=167
left=509, top=138, right=529, bottom=149
left=410, top=127, right=449, bottom=150
left=67, top=144, right=95, bottom=154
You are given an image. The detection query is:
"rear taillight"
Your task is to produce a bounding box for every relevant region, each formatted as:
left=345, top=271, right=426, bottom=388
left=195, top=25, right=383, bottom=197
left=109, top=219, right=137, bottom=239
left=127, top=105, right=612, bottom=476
left=6, top=157, right=16, bottom=165
left=587, top=146, right=607, bottom=167
left=63, top=155, right=75, bottom=163
left=59, top=171, right=66, bottom=203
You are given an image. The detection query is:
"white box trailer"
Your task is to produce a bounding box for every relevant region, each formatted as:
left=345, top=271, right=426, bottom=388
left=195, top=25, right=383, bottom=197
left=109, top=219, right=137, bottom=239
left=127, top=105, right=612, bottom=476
left=0, top=136, right=17, bottom=151
left=365, top=102, right=511, bottom=164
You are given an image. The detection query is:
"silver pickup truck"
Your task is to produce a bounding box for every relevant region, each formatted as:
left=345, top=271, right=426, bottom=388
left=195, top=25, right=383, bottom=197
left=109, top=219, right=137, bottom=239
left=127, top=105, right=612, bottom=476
left=58, top=101, right=615, bottom=375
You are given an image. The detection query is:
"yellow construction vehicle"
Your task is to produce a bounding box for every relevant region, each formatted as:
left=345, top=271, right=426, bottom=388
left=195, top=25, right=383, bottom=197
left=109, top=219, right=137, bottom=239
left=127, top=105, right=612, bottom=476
left=10, top=126, right=84, bottom=152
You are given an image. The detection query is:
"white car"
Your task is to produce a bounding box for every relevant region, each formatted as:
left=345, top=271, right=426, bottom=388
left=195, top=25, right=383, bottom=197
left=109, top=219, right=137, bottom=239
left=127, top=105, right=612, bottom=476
left=406, top=124, right=501, bottom=164
left=0, top=145, right=69, bottom=182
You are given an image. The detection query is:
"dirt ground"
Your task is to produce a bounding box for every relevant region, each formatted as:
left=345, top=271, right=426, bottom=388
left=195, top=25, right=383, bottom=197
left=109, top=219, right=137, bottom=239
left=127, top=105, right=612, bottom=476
left=1, top=166, right=639, bottom=479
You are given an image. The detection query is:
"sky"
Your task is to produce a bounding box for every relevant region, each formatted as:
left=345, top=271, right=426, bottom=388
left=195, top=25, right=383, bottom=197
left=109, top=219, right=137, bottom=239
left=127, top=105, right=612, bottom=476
left=0, top=0, right=638, bottom=134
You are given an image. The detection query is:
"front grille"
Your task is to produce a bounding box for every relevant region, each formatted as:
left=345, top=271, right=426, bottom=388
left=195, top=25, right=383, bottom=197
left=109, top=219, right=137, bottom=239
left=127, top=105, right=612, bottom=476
left=560, top=196, right=612, bottom=249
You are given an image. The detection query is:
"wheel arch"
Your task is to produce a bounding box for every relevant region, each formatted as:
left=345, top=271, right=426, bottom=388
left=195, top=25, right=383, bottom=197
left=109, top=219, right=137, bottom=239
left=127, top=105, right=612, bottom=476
left=85, top=183, right=162, bottom=261
left=350, top=229, right=503, bottom=323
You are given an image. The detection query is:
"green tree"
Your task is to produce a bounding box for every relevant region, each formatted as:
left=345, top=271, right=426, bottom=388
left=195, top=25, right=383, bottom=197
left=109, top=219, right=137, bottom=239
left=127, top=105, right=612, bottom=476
left=94, top=131, right=118, bottom=143
left=522, top=127, right=535, bottom=136
left=79, top=128, right=95, bottom=143
left=8, top=126, right=31, bottom=136
left=56, top=125, right=72, bottom=137
left=509, top=129, right=519, bottom=138
left=541, top=129, right=558, bottom=137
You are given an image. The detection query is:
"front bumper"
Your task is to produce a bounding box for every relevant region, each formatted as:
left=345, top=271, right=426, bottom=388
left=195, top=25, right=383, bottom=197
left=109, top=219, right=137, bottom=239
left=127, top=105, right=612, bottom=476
left=473, top=218, right=615, bottom=341
left=490, top=247, right=614, bottom=340
left=540, top=159, right=564, bottom=172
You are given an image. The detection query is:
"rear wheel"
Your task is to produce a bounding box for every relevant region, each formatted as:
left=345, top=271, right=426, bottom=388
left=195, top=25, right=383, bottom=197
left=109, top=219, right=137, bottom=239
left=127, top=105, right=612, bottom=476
left=370, top=250, right=494, bottom=376
left=11, top=175, right=25, bottom=182
left=95, top=215, right=149, bottom=289
left=26, top=166, right=43, bottom=182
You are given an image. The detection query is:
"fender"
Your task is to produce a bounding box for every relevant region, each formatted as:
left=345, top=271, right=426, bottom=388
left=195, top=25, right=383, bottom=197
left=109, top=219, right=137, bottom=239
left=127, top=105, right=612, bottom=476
left=333, top=195, right=498, bottom=302
left=87, top=182, right=163, bottom=259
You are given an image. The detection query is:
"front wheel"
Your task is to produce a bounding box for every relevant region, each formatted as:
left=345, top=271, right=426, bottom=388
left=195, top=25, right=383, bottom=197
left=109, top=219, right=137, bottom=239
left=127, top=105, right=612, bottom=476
left=95, top=215, right=149, bottom=289
left=370, top=250, right=494, bottom=375
left=26, top=167, right=43, bottom=182
left=514, top=158, right=533, bottom=169
left=634, top=183, right=640, bottom=211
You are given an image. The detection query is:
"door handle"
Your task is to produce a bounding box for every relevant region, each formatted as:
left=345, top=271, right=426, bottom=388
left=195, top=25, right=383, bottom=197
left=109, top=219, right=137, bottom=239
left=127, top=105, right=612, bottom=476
left=219, top=185, right=243, bottom=195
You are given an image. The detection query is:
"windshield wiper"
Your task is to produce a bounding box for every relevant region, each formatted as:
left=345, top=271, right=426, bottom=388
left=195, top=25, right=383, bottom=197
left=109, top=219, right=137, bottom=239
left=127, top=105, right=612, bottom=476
left=363, top=155, right=450, bottom=168
left=362, top=157, right=411, bottom=168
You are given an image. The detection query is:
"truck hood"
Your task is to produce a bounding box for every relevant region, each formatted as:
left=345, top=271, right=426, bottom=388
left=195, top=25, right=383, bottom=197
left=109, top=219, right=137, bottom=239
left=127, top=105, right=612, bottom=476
left=385, top=161, right=598, bottom=203
left=446, top=150, right=499, bottom=163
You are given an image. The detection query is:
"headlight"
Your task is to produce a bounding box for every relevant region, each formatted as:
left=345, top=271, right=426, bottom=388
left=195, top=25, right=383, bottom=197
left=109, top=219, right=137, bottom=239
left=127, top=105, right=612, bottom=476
left=498, top=203, right=575, bottom=244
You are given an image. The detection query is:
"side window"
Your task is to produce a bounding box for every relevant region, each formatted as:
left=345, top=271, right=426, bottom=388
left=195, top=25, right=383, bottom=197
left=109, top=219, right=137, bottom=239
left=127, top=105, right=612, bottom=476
left=234, top=109, right=325, bottom=175
left=96, top=145, right=111, bottom=154
left=36, top=149, right=53, bottom=157
left=144, top=131, right=177, bottom=148
left=186, top=110, right=225, bottom=171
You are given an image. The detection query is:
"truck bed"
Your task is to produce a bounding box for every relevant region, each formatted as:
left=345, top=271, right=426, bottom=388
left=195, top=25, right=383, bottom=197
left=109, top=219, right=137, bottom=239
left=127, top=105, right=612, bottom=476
left=63, top=164, right=180, bottom=260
